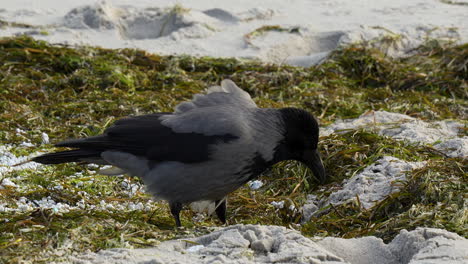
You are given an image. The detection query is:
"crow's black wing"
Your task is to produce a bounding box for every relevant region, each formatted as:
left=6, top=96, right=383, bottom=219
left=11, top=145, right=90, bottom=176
left=33, top=113, right=238, bottom=164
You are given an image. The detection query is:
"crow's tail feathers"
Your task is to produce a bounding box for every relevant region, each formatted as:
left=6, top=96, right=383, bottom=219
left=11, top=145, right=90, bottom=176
left=30, top=149, right=102, bottom=165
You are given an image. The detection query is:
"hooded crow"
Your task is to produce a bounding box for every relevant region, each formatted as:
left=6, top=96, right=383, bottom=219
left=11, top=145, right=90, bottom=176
left=32, top=80, right=326, bottom=226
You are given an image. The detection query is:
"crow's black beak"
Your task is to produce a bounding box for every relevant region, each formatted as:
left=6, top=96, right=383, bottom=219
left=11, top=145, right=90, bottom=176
left=302, top=149, right=326, bottom=184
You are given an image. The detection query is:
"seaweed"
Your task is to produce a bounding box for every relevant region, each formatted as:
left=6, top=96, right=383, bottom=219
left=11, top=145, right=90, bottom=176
left=0, top=36, right=466, bottom=263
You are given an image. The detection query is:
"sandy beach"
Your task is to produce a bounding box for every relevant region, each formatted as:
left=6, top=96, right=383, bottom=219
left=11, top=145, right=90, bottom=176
left=1, top=0, right=467, bottom=66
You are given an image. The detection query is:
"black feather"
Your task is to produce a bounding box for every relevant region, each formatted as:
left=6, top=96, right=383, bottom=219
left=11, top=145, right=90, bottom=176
left=32, top=149, right=101, bottom=164
left=34, top=113, right=238, bottom=165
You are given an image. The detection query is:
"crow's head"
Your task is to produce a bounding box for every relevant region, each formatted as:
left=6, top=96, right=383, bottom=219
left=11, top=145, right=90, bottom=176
left=275, top=107, right=326, bottom=184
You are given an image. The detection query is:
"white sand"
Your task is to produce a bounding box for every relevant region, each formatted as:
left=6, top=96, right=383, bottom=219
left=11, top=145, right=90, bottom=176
left=0, top=145, right=42, bottom=178
left=62, top=224, right=468, bottom=264
left=302, top=111, right=466, bottom=221
left=1, top=0, right=467, bottom=66
left=321, top=110, right=467, bottom=158
left=302, top=156, right=426, bottom=222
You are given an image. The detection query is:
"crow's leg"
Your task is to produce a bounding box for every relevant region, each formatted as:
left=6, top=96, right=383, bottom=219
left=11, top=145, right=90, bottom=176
left=170, top=202, right=183, bottom=227
left=214, top=199, right=227, bottom=224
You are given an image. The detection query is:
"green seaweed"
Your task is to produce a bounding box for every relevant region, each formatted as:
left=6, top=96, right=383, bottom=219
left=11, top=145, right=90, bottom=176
left=0, top=36, right=466, bottom=263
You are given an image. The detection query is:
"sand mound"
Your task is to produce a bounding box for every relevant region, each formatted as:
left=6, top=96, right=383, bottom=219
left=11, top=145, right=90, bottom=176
left=62, top=2, right=219, bottom=40
left=340, top=25, right=461, bottom=57
left=284, top=31, right=345, bottom=66
left=320, top=227, right=468, bottom=264
left=63, top=225, right=467, bottom=264
left=244, top=27, right=345, bottom=66
left=286, top=25, right=460, bottom=67
left=242, top=24, right=460, bottom=67
left=121, top=7, right=219, bottom=40
left=321, top=110, right=467, bottom=158
left=324, top=157, right=425, bottom=209
left=63, top=1, right=123, bottom=30
left=302, top=156, right=426, bottom=221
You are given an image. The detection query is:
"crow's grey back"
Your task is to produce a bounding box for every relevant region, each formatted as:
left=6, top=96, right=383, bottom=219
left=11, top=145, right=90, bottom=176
left=160, top=80, right=257, bottom=137
left=173, top=79, right=256, bottom=114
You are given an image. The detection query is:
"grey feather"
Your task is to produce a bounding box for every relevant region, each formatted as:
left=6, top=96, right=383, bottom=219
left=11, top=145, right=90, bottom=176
left=173, top=79, right=256, bottom=115
left=101, top=151, right=150, bottom=177
left=161, top=106, right=249, bottom=136
left=160, top=80, right=259, bottom=136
